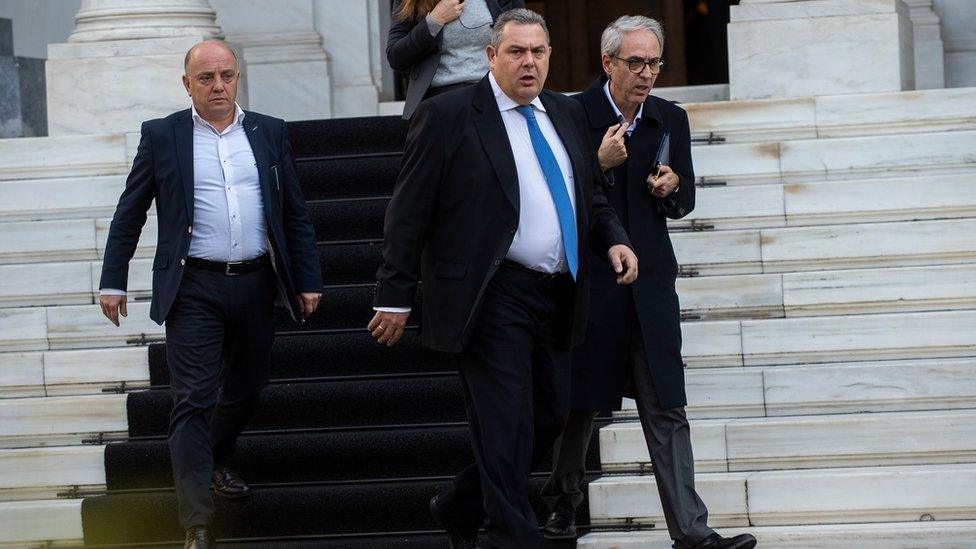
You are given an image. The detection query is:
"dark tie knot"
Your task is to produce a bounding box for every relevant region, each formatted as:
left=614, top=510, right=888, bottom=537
left=515, top=104, right=536, bottom=120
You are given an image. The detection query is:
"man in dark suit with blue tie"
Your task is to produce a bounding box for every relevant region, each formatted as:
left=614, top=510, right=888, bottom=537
left=98, top=40, right=323, bottom=549
left=368, top=9, right=638, bottom=548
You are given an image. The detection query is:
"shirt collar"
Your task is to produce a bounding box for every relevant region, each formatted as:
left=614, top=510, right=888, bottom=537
left=489, top=72, right=546, bottom=114
left=603, top=79, right=643, bottom=129
left=191, top=102, right=246, bottom=132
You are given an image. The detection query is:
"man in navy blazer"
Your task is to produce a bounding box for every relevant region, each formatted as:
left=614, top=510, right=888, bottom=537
left=98, top=40, right=322, bottom=549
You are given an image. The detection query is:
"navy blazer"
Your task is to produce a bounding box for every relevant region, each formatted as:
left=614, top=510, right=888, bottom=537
left=387, top=0, right=523, bottom=119
left=99, top=109, right=323, bottom=325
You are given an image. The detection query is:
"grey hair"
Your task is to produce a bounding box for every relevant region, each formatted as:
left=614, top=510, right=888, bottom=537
left=600, top=15, right=664, bottom=58
left=490, top=8, right=550, bottom=49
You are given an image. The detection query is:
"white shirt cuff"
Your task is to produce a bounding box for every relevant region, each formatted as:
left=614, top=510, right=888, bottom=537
left=374, top=306, right=411, bottom=314
left=99, top=288, right=127, bottom=296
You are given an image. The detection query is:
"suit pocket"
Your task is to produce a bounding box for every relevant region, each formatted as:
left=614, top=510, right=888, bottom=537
left=434, top=261, right=467, bottom=279
left=271, top=165, right=283, bottom=214
left=152, top=254, right=169, bottom=271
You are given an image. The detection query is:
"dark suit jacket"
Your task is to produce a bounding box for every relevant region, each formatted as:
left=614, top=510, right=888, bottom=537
left=374, top=75, right=631, bottom=353
left=387, top=0, right=523, bottom=119
left=99, top=109, right=323, bottom=325
left=571, top=76, right=696, bottom=411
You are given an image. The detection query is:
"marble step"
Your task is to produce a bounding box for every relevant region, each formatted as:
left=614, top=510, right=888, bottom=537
left=2, top=300, right=973, bottom=365
left=0, top=393, right=127, bottom=448
left=673, top=218, right=976, bottom=276
left=587, top=463, right=976, bottom=528
left=5, top=259, right=974, bottom=325
left=600, top=409, right=976, bottom=474
left=0, top=445, right=104, bottom=501
left=617, top=357, right=976, bottom=421
left=683, top=87, right=976, bottom=143
left=692, top=129, right=976, bottom=186
left=0, top=174, right=125, bottom=222
left=0, top=347, right=149, bottom=398
left=0, top=133, right=132, bottom=181
left=0, top=215, right=157, bottom=265
left=674, top=173, right=976, bottom=231
left=0, top=498, right=82, bottom=547
left=577, top=520, right=976, bottom=548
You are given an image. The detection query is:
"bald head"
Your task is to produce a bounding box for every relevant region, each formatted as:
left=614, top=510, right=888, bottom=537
left=184, top=40, right=238, bottom=74
left=182, top=40, right=240, bottom=131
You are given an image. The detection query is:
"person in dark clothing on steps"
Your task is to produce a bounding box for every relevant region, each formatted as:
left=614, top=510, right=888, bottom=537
left=98, top=40, right=323, bottom=549
left=370, top=9, right=637, bottom=548
left=387, top=0, right=523, bottom=119
left=538, top=16, right=756, bottom=549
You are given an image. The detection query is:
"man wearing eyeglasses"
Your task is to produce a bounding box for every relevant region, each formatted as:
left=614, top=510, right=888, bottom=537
left=539, top=16, right=756, bottom=549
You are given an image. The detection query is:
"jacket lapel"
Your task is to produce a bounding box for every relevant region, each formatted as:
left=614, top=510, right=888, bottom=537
left=174, top=110, right=194, bottom=221
left=242, top=113, right=274, bottom=221
left=471, top=77, right=520, bottom=212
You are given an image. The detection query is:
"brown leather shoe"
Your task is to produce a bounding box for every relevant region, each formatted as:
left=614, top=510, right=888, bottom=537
left=211, top=466, right=252, bottom=499
left=184, top=526, right=213, bottom=549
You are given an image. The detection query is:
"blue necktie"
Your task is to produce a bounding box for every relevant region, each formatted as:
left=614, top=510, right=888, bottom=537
left=515, top=104, right=579, bottom=280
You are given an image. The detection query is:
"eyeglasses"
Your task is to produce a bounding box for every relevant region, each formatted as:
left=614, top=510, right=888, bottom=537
left=613, top=56, right=665, bottom=74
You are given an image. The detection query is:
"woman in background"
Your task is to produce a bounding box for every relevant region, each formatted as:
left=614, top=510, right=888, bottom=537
left=387, top=0, right=524, bottom=119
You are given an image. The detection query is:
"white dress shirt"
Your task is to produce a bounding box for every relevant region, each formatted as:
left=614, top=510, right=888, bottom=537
left=101, top=103, right=266, bottom=297
left=491, top=72, right=577, bottom=274
left=188, top=103, right=267, bottom=262
left=374, top=74, right=577, bottom=314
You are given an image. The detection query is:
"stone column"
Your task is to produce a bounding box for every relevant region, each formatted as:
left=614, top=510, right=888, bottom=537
left=46, top=0, right=242, bottom=135
left=212, top=0, right=332, bottom=121
left=728, top=0, right=915, bottom=100
left=933, top=0, right=976, bottom=87
left=313, top=0, right=382, bottom=118
left=906, top=0, right=946, bottom=89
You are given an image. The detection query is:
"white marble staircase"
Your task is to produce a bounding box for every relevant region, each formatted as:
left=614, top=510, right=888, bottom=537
left=0, top=86, right=975, bottom=547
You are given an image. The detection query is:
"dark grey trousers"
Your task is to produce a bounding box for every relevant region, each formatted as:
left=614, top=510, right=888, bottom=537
left=164, top=263, right=275, bottom=529
left=545, top=324, right=715, bottom=547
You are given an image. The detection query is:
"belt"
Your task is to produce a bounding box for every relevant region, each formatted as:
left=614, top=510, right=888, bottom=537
left=501, top=259, right=571, bottom=282
left=186, top=254, right=270, bottom=276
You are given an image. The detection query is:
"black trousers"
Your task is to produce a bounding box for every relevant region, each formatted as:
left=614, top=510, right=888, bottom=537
left=441, top=262, right=575, bottom=548
left=163, top=262, right=276, bottom=529
left=544, top=323, right=714, bottom=547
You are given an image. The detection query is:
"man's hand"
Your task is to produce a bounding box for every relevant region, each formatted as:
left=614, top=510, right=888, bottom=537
left=647, top=164, right=680, bottom=198
left=99, top=294, right=127, bottom=327
left=430, top=0, right=464, bottom=26
left=608, top=244, right=638, bottom=285
left=298, top=292, right=322, bottom=318
left=368, top=310, right=410, bottom=347
left=598, top=123, right=628, bottom=171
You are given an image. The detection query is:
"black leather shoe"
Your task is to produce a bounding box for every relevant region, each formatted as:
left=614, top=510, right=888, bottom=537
left=541, top=506, right=577, bottom=539
left=430, top=495, right=478, bottom=549
left=681, top=532, right=758, bottom=549
left=184, top=526, right=213, bottom=549
left=211, top=466, right=252, bottom=499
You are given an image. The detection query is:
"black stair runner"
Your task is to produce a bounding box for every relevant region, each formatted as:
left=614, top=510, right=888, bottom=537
left=81, top=116, right=605, bottom=547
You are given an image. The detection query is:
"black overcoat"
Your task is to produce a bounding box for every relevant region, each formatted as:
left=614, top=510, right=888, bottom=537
left=570, top=76, right=696, bottom=411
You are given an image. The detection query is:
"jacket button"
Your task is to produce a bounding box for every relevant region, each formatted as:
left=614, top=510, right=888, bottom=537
left=187, top=226, right=192, bottom=234
left=493, top=259, right=501, bottom=266
left=180, top=258, right=186, bottom=266
left=510, top=227, right=516, bottom=234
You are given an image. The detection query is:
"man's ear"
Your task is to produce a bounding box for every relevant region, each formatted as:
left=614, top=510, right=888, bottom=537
left=486, top=45, right=496, bottom=70
left=182, top=74, right=191, bottom=96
